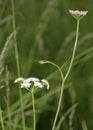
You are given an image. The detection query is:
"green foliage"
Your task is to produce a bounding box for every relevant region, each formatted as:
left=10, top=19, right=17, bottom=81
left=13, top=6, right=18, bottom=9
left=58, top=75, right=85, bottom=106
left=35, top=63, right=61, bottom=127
left=0, top=0, right=93, bottom=130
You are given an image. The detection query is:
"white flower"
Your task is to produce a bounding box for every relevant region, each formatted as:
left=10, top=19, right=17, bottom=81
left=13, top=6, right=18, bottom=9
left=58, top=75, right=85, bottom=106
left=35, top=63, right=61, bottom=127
left=69, top=10, right=88, bottom=20
left=69, top=10, right=88, bottom=16
left=41, top=79, right=50, bottom=90
left=21, top=82, right=31, bottom=88
left=14, top=77, right=49, bottom=90
left=14, top=77, right=24, bottom=83
left=34, top=81, right=43, bottom=88
left=21, top=77, right=40, bottom=88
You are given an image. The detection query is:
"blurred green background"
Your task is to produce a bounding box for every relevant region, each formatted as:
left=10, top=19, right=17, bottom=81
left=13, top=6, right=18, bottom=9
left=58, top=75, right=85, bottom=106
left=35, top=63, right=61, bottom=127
left=0, top=0, right=93, bottom=130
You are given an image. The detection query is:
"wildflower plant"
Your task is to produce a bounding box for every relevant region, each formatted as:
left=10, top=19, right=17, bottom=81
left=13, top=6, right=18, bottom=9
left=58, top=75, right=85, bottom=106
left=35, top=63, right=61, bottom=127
left=39, top=10, right=88, bottom=130
left=14, top=10, right=88, bottom=130
left=14, top=77, right=49, bottom=130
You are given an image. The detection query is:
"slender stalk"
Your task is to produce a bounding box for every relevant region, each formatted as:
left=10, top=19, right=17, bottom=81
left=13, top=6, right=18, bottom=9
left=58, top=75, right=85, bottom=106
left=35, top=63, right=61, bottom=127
left=39, top=60, right=64, bottom=130
left=32, top=88, right=36, bottom=130
left=52, top=79, right=65, bottom=130
left=81, top=120, right=88, bottom=130
left=11, top=0, right=26, bottom=130
left=11, top=0, right=20, bottom=76
left=0, top=108, right=5, bottom=130
left=64, top=20, right=80, bottom=81
left=52, top=19, right=80, bottom=130
left=39, top=61, right=64, bottom=81
left=5, top=66, right=11, bottom=130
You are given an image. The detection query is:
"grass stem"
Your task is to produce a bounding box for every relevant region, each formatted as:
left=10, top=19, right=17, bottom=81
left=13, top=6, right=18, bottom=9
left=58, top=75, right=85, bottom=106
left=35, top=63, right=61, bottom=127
left=11, top=0, right=26, bottom=130
left=0, top=108, right=5, bottom=130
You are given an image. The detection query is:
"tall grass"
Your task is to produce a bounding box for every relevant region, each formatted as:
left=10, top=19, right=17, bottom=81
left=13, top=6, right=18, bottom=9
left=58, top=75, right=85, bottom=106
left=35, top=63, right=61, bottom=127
left=0, top=0, right=93, bottom=130
left=11, top=0, right=26, bottom=130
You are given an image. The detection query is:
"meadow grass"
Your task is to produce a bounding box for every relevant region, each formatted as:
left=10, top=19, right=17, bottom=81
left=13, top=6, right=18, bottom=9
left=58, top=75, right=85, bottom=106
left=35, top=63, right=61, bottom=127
left=0, top=0, right=93, bottom=130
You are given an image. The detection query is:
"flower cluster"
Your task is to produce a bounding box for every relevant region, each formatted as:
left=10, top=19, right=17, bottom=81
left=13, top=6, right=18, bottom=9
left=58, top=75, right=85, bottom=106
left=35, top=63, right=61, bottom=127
left=69, top=10, right=88, bottom=20
left=14, top=77, right=49, bottom=90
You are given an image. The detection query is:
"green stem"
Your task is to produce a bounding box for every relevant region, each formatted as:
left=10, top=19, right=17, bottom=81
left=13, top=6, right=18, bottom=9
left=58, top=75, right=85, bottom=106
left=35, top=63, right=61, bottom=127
left=52, top=79, right=65, bottom=130
left=32, top=88, right=36, bottom=130
left=52, top=19, right=80, bottom=130
left=6, top=67, right=11, bottom=130
left=39, top=61, right=64, bottom=81
left=0, top=109, right=5, bottom=130
left=11, top=0, right=26, bottom=130
left=81, top=120, right=88, bottom=130
left=64, top=20, right=80, bottom=81
left=11, top=0, right=20, bottom=76
left=39, top=60, right=64, bottom=130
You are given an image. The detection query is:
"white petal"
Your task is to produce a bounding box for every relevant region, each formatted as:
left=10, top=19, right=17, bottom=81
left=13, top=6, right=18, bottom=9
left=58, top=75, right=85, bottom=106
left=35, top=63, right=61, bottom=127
left=21, top=82, right=31, bottom=88
left=24, top=77, right=39, bottom=83
left=34, top=81, right=43, bottom=88
left=14, top=77, right=24, bottom=83
left=41, top=79, right=49, bottom=89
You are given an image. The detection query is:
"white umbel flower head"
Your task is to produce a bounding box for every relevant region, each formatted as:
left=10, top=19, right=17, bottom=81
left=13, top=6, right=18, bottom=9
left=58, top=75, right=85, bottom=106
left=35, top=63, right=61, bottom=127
left=69, top=10, right=88, bottom=20
left=14, top=77, right=24, bottom=83
left=14, top=77, right=49, bottom=90
left=41, top=79, right=50, bottom=90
